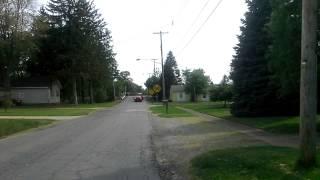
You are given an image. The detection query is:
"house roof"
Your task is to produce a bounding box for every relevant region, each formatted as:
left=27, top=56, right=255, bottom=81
left=170, top=85, right=185, bottom=93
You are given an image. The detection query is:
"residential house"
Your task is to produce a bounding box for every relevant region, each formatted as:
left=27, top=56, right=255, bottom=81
left=170, top=85, right=210, bottom=102
left=0, top=77, right=62, bottom=104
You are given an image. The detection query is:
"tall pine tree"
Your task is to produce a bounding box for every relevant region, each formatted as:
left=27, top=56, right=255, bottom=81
left=268, top=0, right=302, bottom=114
left=161, top=51, right=181, bottom=99
left=231, top=0, right=276, bottom=117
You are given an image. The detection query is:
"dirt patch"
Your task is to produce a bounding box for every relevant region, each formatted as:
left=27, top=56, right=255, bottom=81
left=149, top=113, right=265, bottom=180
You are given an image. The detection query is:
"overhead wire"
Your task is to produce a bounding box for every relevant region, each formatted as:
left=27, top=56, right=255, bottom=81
left=177, top=0, right=225, bottom=56
left=176, top=0, right=211, bottom=47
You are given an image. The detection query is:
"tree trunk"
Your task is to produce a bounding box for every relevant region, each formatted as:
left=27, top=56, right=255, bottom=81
left=193, top=87, right=196, bottom=102
left=89, top=80, right=94, bottom=104
left=3, top=66, right=11, bottom=100
left=112, top=80, right=116, bottom=100
left=299, top=0, right=318, bottom=167
left=81, top=78, right=85, bottom=103
left=72, top=77, right=78, bottom=105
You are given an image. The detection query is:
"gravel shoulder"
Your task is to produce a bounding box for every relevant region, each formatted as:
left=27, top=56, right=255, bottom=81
left=150, top=112, right=265, bottom=180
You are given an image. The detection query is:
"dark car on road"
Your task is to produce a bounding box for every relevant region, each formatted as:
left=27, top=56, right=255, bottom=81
left=134, top=96, right=143, bottom=102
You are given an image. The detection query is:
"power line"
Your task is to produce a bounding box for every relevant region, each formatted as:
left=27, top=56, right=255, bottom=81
left=177, top=0, right=225, bottom=56
left=174, top=0, right=191, bottom=22
left=177, top=0, right=211, bottom=46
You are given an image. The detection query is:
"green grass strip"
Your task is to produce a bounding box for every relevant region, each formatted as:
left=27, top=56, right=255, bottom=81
left=191, top=146, right=320, bottom=180
left=150, top=105, right=193, bottom=118
left=0, top=119, right=54, bottom=138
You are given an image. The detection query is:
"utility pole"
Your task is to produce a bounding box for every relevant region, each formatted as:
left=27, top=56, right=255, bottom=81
left=153, top=31, right=168, bottom=100
left=153, top=31, right=169, bottom=113
left=299, top=0, right=318, bottom=167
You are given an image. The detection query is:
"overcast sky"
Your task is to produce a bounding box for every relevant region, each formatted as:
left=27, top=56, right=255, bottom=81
left=39, top=0, right=247, bottom=87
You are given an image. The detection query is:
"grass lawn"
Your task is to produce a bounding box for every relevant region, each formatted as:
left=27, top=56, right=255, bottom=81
left=0, top=101, right=118, bottom=116
left=176, top=102, right=320, bottom=134
left=0, top=119, right=54, bottom=138
left=150, top=105, right=193, bottom=118
left=191, top=146, right=320, bottom=180
left=61, top=101, right=119, bottom=108
left=177, top=102, right=232, bottom=119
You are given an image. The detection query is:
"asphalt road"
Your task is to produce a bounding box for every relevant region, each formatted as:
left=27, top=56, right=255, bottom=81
left=0, top=97, right=160, bottom=180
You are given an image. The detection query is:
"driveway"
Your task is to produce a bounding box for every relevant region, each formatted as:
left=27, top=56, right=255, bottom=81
left=0, top=97, right=160, bottom=180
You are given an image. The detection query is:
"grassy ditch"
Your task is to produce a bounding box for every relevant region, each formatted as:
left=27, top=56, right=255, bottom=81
left=191, top=146, right=320, bottom=180
left=0, top=119, right=54, bottom=138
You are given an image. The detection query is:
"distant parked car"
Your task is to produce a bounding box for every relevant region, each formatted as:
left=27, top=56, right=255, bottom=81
left=137, top=93, right=144, bottom=100
left=133, top=96, right=143, bottom=102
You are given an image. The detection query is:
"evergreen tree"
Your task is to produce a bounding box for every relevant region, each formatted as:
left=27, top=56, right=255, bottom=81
left=160, top=51, right=181, bottom=99
left=230, top=0, right=276, bottom=116
left=268, top=0, right=302, bottom=114
left=29, top=0, right=117, bottom=103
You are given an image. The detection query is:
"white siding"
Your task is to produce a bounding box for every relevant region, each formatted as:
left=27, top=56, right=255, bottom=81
left=11, top=88, right=50, bottom=104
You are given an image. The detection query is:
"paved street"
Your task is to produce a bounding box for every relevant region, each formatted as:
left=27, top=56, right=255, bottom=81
left=0, top=98, right=160, bottom=180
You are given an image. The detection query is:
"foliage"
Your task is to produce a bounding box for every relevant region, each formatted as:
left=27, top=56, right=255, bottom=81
left=230, top=0, right=278, bottom=117
left=159, top=51, right=181, bottom=99
left=27, top=0, right=117, bottom=104
left=2, top=99, right=13, bottom=112
left=0, top=0, right=35, bottom=89
left=183, top=69, right=210, bottom=102
left=231, top=0, right=320, bottom=117
left=145, top=75, right=161, bottom=96
left=268, top=0, right=302, bottom=114
left=210, top=75, right=233, bottom=107
left=115, top=71, right=143, bottom=96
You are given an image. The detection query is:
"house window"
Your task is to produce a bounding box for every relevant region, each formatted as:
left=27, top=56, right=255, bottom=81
left=179, top=92, right=183, bottom=99
left=56, top=90, right=60, bottom=97
left=203, top=94, right=207, bottom=99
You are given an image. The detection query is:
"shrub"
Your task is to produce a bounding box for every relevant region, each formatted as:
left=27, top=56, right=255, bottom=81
left=2, top=99, right=13, bottom=112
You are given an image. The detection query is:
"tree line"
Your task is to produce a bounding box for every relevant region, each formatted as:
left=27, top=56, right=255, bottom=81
left=231, top=0, right=313, bottom=117
left=0, top=0, right=122, bottom=104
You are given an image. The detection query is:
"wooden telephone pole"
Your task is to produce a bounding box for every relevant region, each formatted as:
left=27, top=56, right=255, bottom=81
left=153, top=31, right=169, bottom=113
left=153, top=31, right=168, bottom=100
left=299, top=0, right=318, bottom=167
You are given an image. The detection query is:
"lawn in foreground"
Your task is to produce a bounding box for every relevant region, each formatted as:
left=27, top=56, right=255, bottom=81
left=0, top=119, right=54, bottom=138
left=191, top=146, right=320, bottom=180
left=0, top=101, right=118, bottom=116
left=150, top=105, right=193, bottom=118
left=177, top=102, right=320, bottom=134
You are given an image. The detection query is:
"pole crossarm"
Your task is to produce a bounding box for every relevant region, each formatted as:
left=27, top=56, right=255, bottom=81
left=136, top=58, right=161, bottom=64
